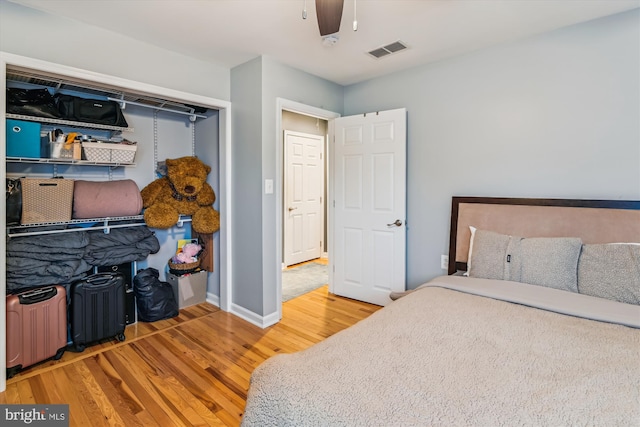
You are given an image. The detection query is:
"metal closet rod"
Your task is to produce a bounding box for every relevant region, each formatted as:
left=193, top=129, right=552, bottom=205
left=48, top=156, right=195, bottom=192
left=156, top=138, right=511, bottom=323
left=107, top=97, right=208, bottom=121
left=7, top=216, right=193, bottom=238
left=8, top=221, right=147, bottom=238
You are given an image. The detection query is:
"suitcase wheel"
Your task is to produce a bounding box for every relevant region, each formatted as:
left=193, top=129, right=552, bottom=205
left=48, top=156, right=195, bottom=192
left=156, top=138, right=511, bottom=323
left=6, top=366, right=22, bottom=379
left=116, top=333, right=126, bottom=342
left=54, top=347, right=66, bottom=360
left=74, top=343, right=86, bottom=353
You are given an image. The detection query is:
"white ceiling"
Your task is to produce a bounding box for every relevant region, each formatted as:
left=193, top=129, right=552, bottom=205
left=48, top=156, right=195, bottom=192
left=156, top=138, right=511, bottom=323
left=7, top=0, right=640, bottom=86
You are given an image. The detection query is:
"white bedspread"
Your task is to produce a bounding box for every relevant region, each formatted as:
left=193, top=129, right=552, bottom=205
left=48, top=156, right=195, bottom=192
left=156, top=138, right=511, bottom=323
left=242, top=276, right=640, bottom=426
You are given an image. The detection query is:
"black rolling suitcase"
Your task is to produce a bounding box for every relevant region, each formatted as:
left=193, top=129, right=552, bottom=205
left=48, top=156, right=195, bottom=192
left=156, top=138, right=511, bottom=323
left=70, top=272, right=126, bottom=352
left=96, top=263, right=136, bottom=325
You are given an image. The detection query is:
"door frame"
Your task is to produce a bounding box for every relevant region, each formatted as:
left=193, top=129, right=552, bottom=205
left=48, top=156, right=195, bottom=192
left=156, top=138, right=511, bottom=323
left=275, top=98, right=340, bottom=319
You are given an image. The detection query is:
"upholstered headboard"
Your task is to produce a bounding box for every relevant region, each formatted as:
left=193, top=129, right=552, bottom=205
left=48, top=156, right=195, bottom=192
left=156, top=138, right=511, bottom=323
left=448, top=197, right=640, bottom=275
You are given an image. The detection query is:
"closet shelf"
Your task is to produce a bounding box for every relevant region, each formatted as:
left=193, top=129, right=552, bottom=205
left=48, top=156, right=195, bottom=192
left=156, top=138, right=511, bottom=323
left=107, top=98, right=207, bottom=122
left=7, top=215, right=145, bottom=238
left=7, top=68, right=211, bottom=120
left=7, top=215, right=193, bottom=238
left=6, top=113, right=132, bottom=132
left=6, top=156, right=135, bottom=167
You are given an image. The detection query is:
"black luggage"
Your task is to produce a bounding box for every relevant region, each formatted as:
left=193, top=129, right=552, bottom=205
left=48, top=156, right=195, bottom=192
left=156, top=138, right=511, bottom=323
left=55, top=94, right=129, bottom=127
left=96, top=263, right=136, bottom=325
left=70, top=272, right=126, bottom=352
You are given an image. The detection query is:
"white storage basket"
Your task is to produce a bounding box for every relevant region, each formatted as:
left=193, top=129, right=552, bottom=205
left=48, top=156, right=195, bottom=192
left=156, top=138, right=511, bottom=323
left=82, top=142, right=137, bottom=163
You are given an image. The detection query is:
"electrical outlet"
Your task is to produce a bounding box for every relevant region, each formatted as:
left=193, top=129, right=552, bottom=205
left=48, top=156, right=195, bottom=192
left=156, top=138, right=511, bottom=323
left=441, top=255, right=449, bottom=270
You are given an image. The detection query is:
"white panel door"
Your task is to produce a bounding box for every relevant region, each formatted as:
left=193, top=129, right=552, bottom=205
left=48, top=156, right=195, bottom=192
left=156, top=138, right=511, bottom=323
left=332, top=109, right=406, bottom=306
left=284, top=131, right=325, bottom=266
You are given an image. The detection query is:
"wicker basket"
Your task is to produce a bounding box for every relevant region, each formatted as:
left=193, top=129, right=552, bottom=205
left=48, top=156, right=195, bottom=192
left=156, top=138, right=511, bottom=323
left=20, top=178, right=74, bottom=225
left=82, top=142, right=137, bottom=163
left=168, top=258, right=201, bottom=275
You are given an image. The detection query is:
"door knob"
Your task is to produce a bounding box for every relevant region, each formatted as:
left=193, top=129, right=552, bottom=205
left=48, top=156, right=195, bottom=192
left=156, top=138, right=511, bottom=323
left=387, top=219, right=402, bottom=227
left=288, top=207, right=298, bottom=212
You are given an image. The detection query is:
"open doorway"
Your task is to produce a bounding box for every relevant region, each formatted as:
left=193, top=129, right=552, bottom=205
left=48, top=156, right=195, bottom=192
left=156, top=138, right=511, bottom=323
left=275, top=99, right=340, bottom=318
left=281, top=111, right=329, bottom=301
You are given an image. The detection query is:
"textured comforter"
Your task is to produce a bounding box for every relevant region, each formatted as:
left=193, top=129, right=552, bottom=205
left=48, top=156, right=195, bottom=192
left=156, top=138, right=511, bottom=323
left=242, top=276, right=640, bottom=427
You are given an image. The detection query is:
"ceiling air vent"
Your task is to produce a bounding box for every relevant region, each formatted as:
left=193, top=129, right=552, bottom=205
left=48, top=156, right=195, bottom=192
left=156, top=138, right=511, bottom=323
left=367, top=40, right=408, bottom=59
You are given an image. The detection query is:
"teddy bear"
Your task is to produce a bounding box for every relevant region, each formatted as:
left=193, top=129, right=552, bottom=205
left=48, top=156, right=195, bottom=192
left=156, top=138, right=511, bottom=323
left=140, top=156, right=220, bottom=234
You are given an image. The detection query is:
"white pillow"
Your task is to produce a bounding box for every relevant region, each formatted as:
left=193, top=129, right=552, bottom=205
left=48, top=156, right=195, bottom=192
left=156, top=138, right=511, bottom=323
left=463, top=226, right=476, bottom=276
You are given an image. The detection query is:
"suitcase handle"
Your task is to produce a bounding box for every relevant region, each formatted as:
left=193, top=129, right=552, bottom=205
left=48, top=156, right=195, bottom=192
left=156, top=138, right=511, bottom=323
left=18, top=287, right=57, bottom=305
left=86, top=273, right=119, bottom=287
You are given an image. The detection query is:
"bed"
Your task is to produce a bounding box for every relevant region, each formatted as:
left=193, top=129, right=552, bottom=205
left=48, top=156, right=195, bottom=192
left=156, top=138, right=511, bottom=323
left=242, top=197, right=640, bottom=426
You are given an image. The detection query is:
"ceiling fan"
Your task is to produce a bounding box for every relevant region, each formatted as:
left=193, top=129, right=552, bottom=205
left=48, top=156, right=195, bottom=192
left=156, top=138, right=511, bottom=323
left=304, top=0, right=357, bottom=39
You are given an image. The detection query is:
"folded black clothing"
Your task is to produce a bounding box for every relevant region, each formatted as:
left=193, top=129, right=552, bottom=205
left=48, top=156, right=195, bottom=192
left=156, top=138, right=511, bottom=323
left=9, top=249, right=85, bottom=261
left=86, top=227, right=158, bottom=249
left=8, top=231, right=89, bottom=251
left=5, top=226, right=159, bottom=294
left=83, top=227, right=160, bottom=265
left=6, top=259, right=91, bottom=293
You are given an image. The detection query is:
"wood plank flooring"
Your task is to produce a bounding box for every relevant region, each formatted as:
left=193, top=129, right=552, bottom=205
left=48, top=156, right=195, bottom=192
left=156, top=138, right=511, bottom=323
left=0, top=285, right=380, bottom=426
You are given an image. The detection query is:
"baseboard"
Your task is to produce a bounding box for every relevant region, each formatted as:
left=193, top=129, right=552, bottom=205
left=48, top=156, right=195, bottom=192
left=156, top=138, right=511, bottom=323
left=205, top=291, right=220, bottom=308
left=230, top=303, right=281, bottom=329
left=207, top=293, right=280, bottom=329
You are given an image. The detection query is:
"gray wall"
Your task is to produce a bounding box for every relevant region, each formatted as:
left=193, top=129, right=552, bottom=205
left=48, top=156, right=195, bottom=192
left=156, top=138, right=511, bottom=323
left=230, top=56, right=343, bottom=316
left=282, top=111, right=329, bottom=137
left=0, top=0, right=230, bottom=100
left=230, top=57, right=264, bottom=314
left=344, top=9, right=640, bottom=289
left=261, top=56, right=343, bottom=316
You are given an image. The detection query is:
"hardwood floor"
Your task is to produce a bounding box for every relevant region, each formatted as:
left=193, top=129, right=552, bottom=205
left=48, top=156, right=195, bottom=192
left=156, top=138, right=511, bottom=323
left=0, top=285, right=380, bottom=426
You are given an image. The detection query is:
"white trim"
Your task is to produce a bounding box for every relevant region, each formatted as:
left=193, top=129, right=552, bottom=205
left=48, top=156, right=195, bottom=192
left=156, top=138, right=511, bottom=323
left=206, top=292, right=220, bottom=308
left=230, top=304, right=280, bottom=329
left=0, top=52, right=233, bottom=392
left=275, top=98, right=340, bottom=321
left=327, top=119, right=336, bottom=295
left=218, top=107, right=233, bottom=312
left=0, top=54, right=6, bottom=394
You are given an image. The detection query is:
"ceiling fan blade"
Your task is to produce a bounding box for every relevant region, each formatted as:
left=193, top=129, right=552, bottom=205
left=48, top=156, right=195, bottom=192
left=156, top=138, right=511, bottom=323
left=315, top=0, right=344, bottom=36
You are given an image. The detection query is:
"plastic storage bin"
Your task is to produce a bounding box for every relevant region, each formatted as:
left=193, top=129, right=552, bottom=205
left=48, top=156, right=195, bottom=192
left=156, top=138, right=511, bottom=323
left=49, top=141, right=76, bottom=159
left=6, top=119, right=44, bottom=158
left=167, top=270, right=207, bottom=309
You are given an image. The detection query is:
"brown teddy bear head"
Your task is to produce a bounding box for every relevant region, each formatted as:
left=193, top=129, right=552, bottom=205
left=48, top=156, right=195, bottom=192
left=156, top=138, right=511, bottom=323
left=166, top=156, right=211, bottom=198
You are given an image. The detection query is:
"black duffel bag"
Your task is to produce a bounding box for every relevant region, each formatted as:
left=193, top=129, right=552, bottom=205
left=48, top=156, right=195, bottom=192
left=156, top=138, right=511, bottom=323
left=133, top=268, right=179, bottom=322
left=6, top=177, right=22, bottom=225
left=6, top=87, right=62, bottom=119
left=56, top=94, right=129, bottom=127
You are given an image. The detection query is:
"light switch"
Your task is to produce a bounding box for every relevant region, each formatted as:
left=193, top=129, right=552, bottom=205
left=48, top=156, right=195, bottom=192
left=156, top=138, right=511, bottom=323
left=265, top=179, right=274, bottom=194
